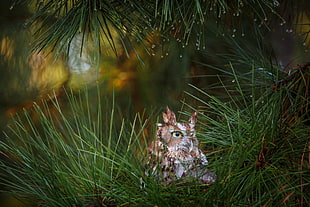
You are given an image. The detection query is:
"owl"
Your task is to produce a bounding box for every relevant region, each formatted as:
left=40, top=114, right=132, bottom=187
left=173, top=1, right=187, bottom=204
left=147, top=107, right=216, bottom=185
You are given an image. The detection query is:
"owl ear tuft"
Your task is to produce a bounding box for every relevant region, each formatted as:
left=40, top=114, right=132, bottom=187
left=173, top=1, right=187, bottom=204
left=189, top=111, right=198, bottom=125
left=162, top=106, right=177, bottom=125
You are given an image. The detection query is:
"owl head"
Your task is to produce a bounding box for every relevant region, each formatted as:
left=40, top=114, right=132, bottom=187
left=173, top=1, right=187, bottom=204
left=156, top=107, right=198, bottom=151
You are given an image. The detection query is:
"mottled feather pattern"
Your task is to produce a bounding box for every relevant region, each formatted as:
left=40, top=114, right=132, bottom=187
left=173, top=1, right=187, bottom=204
left=147, top=107, right=216, bottom=184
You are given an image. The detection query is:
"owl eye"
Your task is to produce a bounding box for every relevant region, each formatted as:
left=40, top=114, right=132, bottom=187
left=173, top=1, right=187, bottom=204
left=171, top=131, right=183, bottom=138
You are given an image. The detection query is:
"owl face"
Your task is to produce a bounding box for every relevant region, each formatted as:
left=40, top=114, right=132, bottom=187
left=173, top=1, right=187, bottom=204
left=156, top=107, right=198, bottom=151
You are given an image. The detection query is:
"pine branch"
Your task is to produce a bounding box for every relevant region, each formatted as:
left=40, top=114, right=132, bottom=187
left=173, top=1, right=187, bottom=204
left=11, top=0, right=297, bottom=59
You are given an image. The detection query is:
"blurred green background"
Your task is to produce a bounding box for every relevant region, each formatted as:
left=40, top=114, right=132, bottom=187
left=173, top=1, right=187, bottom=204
left=1, top=1, right=308, bottom=129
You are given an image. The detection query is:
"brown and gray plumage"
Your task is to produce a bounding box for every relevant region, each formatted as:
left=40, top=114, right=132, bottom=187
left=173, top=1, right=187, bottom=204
left=147, top=107, right=216, bottom=185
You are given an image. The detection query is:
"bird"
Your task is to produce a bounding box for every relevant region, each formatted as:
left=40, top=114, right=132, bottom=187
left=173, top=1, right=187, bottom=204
left=147, top=106, right=216, bottom=185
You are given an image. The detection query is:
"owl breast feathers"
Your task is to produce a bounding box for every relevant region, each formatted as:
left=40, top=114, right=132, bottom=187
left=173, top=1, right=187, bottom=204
left=147, top=107, right=216, bottom=185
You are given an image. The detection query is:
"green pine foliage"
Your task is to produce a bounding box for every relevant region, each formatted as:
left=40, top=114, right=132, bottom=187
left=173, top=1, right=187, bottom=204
left=0, top=88, right=150, bottom=206
left=12, top=0, right=309, bottom=58
left=188, top=64, right=309, bottom=206
left=1, top=1, right=309, bottom=206
left=0, top=64, right=309, bottom=206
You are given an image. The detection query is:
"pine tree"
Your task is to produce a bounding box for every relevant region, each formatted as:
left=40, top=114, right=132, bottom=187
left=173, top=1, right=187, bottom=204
left=0, top=1, right=309, bottom=206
